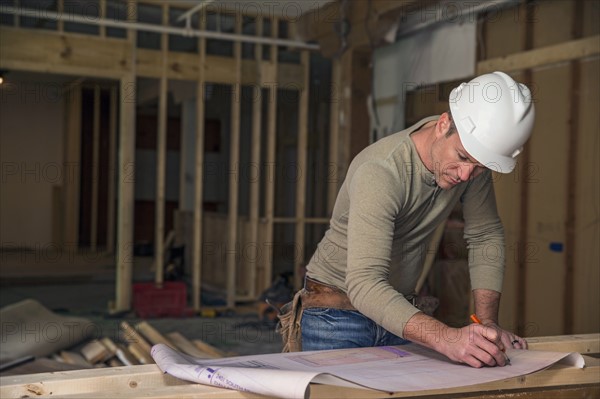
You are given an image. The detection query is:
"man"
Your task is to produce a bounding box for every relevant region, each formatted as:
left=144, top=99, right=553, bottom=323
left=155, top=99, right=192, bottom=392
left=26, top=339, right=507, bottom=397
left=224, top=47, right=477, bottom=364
left=298, top=71, right=535, bottom=368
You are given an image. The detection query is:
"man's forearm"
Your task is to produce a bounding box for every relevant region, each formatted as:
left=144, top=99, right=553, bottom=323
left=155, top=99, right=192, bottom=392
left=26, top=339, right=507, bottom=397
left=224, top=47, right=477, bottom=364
left=472, top=288, right=501, bottom=325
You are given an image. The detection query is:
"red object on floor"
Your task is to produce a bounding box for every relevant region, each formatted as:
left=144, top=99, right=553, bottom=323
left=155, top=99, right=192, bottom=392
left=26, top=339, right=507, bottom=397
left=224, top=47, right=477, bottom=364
left=133, top=282, right=190, bottom=318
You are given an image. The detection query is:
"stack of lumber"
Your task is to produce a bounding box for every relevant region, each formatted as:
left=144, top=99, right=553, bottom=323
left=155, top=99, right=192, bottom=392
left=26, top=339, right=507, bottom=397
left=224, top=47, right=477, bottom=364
left=9, top=321, right=230, bottom=374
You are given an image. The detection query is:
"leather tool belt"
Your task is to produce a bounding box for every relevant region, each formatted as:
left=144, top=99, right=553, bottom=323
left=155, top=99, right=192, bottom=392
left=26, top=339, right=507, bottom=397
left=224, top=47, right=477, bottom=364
left=301, top=276, right=357, bottom=310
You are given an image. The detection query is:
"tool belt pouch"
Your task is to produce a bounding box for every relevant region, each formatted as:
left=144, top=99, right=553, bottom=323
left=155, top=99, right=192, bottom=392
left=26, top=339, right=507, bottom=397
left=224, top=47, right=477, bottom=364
left=276, top=289, right=303, bottom=353
left=301, top=277, right=356, bottom=310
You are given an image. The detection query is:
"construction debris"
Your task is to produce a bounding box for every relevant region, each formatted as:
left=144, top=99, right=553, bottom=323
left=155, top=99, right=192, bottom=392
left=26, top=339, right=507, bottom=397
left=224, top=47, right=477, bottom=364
left=0, top=319, right=232, bottom=375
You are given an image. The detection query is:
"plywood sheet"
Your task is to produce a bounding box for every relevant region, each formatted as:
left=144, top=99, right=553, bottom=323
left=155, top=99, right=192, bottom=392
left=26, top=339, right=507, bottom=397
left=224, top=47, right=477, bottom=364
left=524, top=66, right=570, bottom=336
left=573, top=58, right=600, bottom=334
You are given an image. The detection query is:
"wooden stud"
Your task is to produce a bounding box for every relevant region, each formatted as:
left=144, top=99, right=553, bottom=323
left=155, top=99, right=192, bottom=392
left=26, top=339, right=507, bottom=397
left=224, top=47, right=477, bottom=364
left=90, top=85, right=101, bottom=252
left=63, top=84, right=82, bottom=247
left=192, top=339, right=227, bottom=358
left=154, top=3, right=169, bottom=285
left=120, top=321, right=153, bottom=355
left=115, top=344, right=139, bottom=366
left=563, top=0, right=584, bottom=335
left=166, top=332, right=213, bottom=359
left=136, top=321, right=174, bottom=348
left=247, top=16, right=263, bottom=299
left=293, top=50, right=310, bottom=291
left=516, top=0, right=534, bottom=337
left=59, top=351, right=93, bottom=368
left=127, top=343, right=153, bottom=365
left=106, top=86, right=117, bottom=253
left=262, top=18, right=279, bottom=291
left=57, top=0, right=63, bottom=32
left=99, top=0, right=106, bottom=38
left=114, top=0, right=137, bottom=312
left=192, top=9, right=207, bottom=311
left=327, top=59, right=341, bottom=215
left=225, top=13, right=243, bottom=308
left=80, top=340, right=111, bottom=364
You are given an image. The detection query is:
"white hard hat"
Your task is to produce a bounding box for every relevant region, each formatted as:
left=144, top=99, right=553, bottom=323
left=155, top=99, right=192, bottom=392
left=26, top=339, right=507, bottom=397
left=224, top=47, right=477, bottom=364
left=449, top=71, right=535, bottom=173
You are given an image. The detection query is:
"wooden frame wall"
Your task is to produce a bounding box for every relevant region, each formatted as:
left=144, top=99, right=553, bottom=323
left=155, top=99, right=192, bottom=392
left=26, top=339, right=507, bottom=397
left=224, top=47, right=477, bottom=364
left=478, top=0, right=600, bottom=336
left=0, top=1, right=339, bottom=310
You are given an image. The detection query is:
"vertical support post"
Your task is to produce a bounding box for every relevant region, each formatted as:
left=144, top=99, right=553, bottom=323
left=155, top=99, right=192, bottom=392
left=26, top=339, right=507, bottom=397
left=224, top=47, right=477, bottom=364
left=154, top=3, right=169, bottom=285
left=99, top=0, right=106, bottom=38
left=90, top=85, right=101, bottom=252
left=63, top=84, right=82, bottom=247
left=225, top=14, right=243, bottom=308
left=56, top=0, right=63, bottom=32
left=106, top=86, right=117, bottom=253
left=516, top=0, right=534, bottom=336
left=114, top=0, right=137, bottom=312
left=564, top=0, right=583, bottom=335
left=247, top=16, right=263, bottom=299
left=263, top=18, right=279, bottom=291
left=293, top=50, right=310, bottom=291
left=192, top=10, right=207, bottom=311
left=327, top=59, right=341, bottom=215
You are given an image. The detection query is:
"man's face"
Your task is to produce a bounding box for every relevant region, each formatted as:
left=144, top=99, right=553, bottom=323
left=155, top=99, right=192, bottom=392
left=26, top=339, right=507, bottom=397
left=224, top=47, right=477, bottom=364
left=430, top=130, right=486, bottom=190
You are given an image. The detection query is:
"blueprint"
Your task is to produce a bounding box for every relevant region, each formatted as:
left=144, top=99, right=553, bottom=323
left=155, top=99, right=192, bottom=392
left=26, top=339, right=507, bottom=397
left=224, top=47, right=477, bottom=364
left=151, top=343, right=585, bottom=399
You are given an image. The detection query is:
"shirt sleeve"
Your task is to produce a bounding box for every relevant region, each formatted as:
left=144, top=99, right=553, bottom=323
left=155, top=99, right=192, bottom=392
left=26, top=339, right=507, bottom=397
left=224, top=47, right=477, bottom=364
left=461, top=170, right=505, bottom=293
left=345, top=161, right=420, bottom=338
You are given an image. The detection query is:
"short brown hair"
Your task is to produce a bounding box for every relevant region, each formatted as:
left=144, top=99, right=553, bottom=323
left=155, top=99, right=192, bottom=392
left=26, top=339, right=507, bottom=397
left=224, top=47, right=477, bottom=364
left=445, top=111, right=457, bottom=137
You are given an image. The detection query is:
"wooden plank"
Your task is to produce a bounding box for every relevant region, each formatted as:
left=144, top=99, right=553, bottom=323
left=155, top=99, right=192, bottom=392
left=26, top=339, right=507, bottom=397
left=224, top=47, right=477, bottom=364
left=106, top=86, right=117, bottom=253
left=516, top=2, right=534, bottom=338
left=573, top=58, right=600, bottom=334
left=63, top=84, right=82, bottom=246
left=90, top=85, right=101, bottom=252
left=1, top=335, right=598, bottom=399
left=327, top=59, right=341, bottom=215
left=262, top=18, right=279, bottom=291
left=527, top=334, right=600, bottom=354
left=154, top=3, right=168, bottom=285
left=563, top=0, right=583, bottom=336
left=114, top=344, right=138, bottom=367
left=225, top=14, right=243, bottom=308
left=100, top=338, right=118, bottom=357
left=525, top=66, right=570, bottom=336
left=0, top=28, right=130, bottom=78
left=0, top=27, right=307, bottom=86
left=191, top=339, right=227, bottom=359
left=247, top=16, right=263, bottom=299
left=80, top=340, right=111, bottom=364
left=113, top=1, right=136, bottom=312
left=120, top=322, right=152, bottom=355
left=59, top=351, right=93, bottom=368
left=136, top=321, right=174, bottom=348
left=477, top=35, right=600, bottom=74
left=166, top=332, right=213, bottom=359
left=127, top=343, right=153, bottom=365
left=293, top=50, right=310, bottom=291
left=192, top=11, right=207, bottom=311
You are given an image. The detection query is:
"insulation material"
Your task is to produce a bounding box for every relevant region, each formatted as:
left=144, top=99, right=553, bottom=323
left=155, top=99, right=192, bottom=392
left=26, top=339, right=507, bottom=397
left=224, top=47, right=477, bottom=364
left=372, top=20, right=476, bottom=140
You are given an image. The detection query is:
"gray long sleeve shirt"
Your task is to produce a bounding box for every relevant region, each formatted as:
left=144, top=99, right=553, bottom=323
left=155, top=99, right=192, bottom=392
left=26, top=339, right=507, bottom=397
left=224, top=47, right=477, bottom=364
left=305, top=117, right=505, bottom=338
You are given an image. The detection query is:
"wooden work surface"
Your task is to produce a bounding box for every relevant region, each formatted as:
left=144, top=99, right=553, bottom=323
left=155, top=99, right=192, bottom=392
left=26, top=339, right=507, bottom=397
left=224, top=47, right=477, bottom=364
left=1, top=334, right=598, bottom=398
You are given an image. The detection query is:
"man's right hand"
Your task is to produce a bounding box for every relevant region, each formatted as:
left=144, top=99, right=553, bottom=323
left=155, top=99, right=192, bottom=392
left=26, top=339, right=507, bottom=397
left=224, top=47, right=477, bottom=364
left=403, top=312, right=510, bottom=367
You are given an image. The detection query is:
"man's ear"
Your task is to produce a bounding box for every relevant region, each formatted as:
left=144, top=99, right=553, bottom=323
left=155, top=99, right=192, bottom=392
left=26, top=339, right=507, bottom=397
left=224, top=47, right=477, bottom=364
left=436, top=112, right=452, bottom=137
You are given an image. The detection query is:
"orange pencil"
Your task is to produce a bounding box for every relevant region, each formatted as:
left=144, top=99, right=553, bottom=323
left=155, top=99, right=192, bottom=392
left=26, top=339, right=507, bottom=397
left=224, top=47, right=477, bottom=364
left=470, top=314, right=511, bottom=365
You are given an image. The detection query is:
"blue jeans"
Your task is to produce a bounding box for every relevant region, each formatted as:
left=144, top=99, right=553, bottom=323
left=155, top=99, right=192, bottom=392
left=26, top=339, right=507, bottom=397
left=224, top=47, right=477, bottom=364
left=301, top=307, right=410, bottom=351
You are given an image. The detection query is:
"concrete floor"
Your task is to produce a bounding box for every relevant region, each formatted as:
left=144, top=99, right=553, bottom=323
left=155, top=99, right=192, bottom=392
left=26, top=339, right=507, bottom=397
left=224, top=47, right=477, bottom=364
left=0, top=252, right=283, bottom=357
